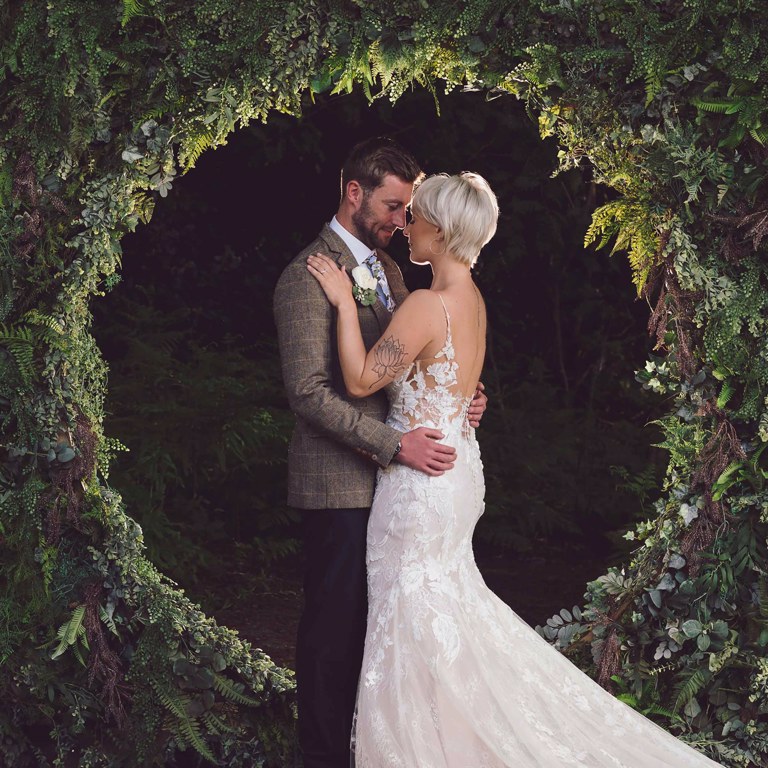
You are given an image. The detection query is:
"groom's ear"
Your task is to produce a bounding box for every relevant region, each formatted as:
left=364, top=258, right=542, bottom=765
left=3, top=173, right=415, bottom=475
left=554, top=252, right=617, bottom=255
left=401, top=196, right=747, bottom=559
left=345, top=180, right=364, bottom=209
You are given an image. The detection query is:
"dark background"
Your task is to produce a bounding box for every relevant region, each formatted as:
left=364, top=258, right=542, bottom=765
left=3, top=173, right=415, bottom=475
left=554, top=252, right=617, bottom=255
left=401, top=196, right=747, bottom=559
left=92, top=86, right=666, bottom=664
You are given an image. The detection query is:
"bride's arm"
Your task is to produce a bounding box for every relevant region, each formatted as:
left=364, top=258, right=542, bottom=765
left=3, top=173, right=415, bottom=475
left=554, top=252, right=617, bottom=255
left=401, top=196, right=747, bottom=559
left=307, top=252, right=437, bottom=397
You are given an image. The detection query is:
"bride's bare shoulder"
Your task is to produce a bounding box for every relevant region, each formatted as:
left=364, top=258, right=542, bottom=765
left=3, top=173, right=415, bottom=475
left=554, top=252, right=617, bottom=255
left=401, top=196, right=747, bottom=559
left=397, top=289, right=442, bottom=311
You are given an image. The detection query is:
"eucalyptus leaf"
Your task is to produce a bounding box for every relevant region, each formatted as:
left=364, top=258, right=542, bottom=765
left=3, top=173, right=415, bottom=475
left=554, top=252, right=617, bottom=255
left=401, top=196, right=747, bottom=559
left=56, top=446, right=76, bottom=463
left=684, top=697, right=702, bottom=719
left=682, top=620, right=703, bottom=638
left=697, top=633, right=711, bottom=652
left=711, top=620, right=729, bottom=639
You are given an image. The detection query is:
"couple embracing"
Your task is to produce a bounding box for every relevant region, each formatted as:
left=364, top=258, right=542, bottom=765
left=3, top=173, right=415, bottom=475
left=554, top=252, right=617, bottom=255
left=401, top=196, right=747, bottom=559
left=274, top=139, right=720, bottom=767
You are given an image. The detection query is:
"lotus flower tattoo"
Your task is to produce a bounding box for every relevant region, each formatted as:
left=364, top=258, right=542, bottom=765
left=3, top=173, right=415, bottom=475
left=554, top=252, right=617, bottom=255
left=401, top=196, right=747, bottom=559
left=371, top=335, right=408, bottom=387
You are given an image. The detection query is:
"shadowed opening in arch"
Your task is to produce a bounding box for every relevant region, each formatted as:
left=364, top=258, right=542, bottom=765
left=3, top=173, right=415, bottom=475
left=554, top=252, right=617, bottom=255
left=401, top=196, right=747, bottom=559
left=93, top=84, right=664, bottom=667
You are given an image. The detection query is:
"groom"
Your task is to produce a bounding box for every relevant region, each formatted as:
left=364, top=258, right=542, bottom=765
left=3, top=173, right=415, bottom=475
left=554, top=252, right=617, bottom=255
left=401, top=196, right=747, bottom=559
left=274, top=137, right=486, bottom=768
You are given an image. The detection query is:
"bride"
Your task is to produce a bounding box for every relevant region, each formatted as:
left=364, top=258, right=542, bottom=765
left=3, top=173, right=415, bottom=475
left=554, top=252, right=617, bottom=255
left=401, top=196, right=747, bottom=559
left=306, top=172, right=720, bottom=767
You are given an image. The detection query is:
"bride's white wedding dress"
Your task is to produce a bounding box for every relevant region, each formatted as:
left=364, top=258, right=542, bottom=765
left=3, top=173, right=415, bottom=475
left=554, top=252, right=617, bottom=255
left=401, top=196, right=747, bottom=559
left=352, top=296, right=720, bottom=767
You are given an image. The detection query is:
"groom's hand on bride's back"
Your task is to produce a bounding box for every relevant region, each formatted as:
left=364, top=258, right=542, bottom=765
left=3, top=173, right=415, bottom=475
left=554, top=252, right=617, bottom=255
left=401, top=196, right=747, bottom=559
left=467, top=381, right=488, bottom=429
left=396, top=427, right=456, bottom=476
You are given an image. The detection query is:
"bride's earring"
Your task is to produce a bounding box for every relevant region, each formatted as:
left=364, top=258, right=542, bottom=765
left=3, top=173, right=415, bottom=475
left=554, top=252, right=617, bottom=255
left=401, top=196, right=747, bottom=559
left=429, top=230, right=446, bottom=256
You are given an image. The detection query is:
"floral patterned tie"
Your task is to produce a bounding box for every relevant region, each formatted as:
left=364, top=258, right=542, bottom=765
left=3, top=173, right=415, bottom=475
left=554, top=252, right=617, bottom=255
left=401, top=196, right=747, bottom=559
left=365, top=252, right=395, bottom=312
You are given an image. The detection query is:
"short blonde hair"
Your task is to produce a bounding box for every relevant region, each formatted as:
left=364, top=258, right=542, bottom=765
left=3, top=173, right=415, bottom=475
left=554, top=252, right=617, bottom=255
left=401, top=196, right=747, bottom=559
left=411, top=172, right=499, bottom=266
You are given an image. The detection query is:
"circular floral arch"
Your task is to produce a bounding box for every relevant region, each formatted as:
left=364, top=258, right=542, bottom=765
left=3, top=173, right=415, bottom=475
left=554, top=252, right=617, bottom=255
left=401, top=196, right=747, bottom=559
left=1, top=2, right=767, bottom=765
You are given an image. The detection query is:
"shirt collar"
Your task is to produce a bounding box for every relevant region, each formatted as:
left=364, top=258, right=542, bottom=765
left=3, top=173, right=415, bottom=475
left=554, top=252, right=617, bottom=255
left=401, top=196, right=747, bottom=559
left=329, top=216, right=375, bottom=267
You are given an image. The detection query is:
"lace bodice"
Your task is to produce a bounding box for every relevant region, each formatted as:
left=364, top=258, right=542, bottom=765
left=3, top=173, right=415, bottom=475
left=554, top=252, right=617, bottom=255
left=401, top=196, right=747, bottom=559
left=385, top=295, right=473, bottom=439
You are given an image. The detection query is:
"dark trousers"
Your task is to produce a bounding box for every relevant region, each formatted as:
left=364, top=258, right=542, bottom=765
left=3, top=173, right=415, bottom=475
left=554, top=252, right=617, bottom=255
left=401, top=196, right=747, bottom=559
left=296, top=508, right=369, bottom=768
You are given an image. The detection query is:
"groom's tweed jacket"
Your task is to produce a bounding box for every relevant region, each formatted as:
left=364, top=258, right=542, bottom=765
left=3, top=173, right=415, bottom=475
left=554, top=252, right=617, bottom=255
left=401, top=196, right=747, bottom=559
left=274, top=224, right=409, bottom=509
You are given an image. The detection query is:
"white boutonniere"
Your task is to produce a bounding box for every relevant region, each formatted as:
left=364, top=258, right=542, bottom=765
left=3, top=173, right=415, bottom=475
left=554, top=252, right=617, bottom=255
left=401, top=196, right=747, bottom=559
left=351, top=265, right=378, bottom=306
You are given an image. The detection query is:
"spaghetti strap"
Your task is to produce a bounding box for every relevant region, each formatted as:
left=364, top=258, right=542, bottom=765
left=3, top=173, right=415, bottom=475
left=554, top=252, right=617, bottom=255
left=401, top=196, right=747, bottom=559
left=435, top=292, right=452, bottom=340
left=435, top=291, right=453, bottom=360
left=436, top=291, right=449, bottom=318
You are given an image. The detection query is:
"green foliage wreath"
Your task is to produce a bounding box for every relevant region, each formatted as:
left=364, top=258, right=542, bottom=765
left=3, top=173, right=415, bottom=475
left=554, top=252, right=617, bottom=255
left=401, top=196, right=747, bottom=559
left=1, top=0, right=768, bottom=764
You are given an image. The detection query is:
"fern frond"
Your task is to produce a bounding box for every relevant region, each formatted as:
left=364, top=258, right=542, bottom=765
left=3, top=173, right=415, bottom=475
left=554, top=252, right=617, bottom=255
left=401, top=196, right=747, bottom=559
left=201, top=710, right=238, bottom=735
left=176, top=713, right=216, bottom=764
left=179, top=127, right=216, bottom=170
left=756, top=577, right=768, bottom=619
left=151, top=680, right=190, bottom=720
left=672, top=668, right=710, bottom=712
left=151, top=679, right=217, bottom=764
left=642, top=703, right=682, bottom=722
left=121, top=0, right=145, bottom=27
left=99, top=605, right=120, bottom=637
left=20, top=310, right=63, bottom=335
left=212, top=671, right=261, bottom=706
left=749, top=126, right=768, bottom=146
left=0, top=315, right=64, bottom=385
left=0, top=325, right=36, bottom=384
left=691, top=98, right=741, bottom=115
left=717, top=379, right=735, bottom=408
left=585, top=201, right=661, bottom=295
left=644, top=68, right=663, bottom=107
left=51, top=605, right=87, bottom=660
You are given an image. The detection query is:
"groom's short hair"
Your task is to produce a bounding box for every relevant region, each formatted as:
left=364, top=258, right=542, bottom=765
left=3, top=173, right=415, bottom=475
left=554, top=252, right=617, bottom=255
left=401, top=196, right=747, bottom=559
left=341, top=137, right=422, bottom=196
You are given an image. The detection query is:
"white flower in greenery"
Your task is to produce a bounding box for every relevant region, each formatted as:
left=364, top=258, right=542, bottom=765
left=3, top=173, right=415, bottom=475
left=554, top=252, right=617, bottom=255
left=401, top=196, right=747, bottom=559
left=351, top=265, right=377, bottom=291
left=351, top=265, right=378, bottom=306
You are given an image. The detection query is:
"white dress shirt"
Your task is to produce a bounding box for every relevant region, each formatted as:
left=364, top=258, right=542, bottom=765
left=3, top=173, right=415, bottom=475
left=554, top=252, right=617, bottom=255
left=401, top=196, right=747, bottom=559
left=329, top=216, right=375, bottom=267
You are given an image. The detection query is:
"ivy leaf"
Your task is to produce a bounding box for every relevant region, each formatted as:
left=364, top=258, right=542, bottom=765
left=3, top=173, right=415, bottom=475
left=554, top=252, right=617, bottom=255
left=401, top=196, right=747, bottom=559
left=121, top=147, right=144, bottom=163
left=679, top=503, right=699, bottom=525
left=668, top=554, right=686, bottom=569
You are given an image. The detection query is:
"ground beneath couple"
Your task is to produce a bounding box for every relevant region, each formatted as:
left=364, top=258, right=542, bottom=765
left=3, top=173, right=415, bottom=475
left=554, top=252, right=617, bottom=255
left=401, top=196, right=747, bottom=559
left=211, top=540, right=605, bottom=669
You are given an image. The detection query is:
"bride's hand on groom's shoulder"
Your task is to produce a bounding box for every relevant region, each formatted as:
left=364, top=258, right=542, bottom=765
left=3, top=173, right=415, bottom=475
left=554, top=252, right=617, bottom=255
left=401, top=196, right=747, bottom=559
left=467, top=381, right=488, bottom=429
left=307, top=252, right=354, bottom=309
left=395, top=427, right=456, bottom=476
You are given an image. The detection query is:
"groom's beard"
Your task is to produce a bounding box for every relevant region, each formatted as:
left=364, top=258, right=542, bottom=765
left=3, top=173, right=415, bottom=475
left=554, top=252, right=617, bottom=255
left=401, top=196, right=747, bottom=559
left=351, top=198, right=397, bottom=251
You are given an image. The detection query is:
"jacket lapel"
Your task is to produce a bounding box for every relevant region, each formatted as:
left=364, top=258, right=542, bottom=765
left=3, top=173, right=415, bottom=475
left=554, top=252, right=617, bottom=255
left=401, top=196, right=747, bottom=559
left=370, top=295, right=392, bottom=332
left=318, top=224, right=356, bottom=272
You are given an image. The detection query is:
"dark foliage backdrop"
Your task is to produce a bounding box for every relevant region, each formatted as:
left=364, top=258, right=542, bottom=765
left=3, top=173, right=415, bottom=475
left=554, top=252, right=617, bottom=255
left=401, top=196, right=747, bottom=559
left=4, top=1, right=768, bottom=764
